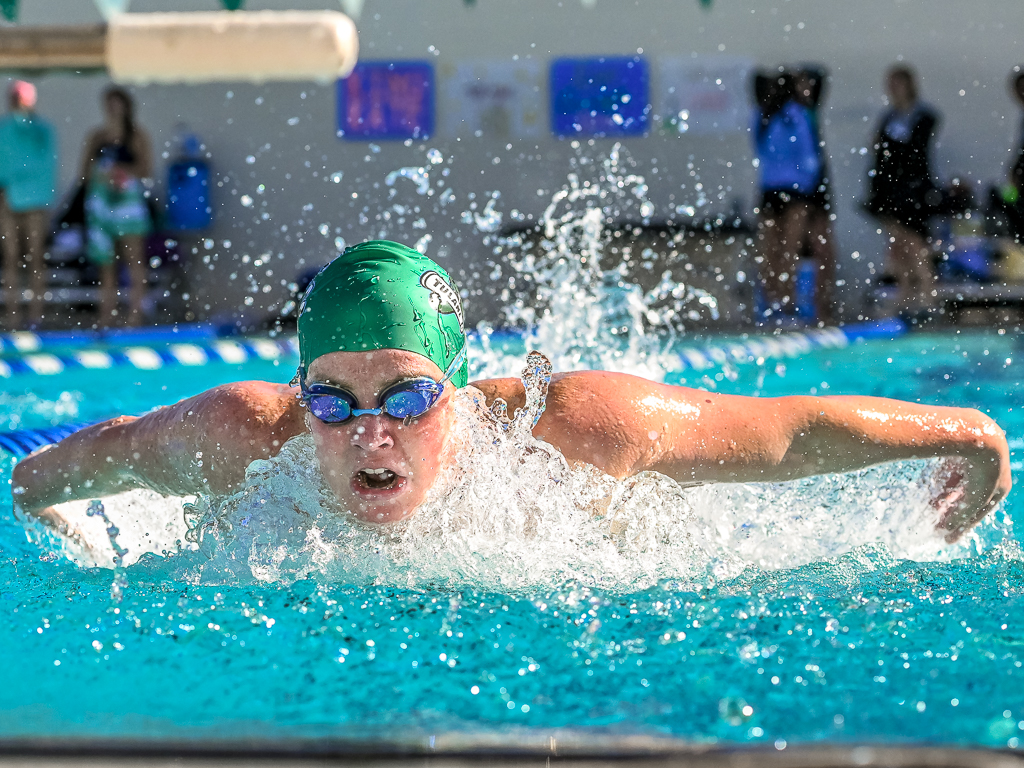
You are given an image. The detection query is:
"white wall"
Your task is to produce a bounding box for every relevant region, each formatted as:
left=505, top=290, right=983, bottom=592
left=7, top=0, right=1023, bottom=325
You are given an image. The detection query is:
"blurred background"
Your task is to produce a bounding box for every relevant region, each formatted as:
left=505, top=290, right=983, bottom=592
left=1, top=0, right=1022, bottom=331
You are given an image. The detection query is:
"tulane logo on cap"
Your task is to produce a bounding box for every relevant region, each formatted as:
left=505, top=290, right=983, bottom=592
left=420, top=270, right=464, bottom=332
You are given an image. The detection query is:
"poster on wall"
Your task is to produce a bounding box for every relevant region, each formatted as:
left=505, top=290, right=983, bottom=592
left=656, top=56, right=753, bottom=135
left=337, top=61, right=434, bottom=140
left=549, top=56, right=649, bottom=138
left=439, top=59, right=543, bottom=139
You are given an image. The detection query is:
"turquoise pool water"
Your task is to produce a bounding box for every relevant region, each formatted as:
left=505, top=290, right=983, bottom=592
left=1, top=330, right=1023, bottom=750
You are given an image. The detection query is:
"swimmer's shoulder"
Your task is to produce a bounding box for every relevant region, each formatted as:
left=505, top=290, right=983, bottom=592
left=470, top=369, right=691, bottom=413
left=185, top=380, right=305, bottom=443
left=470, top=371, right=688, bottom=477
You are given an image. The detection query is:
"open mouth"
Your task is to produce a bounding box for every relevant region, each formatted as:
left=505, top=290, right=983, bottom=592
left=355, top=467, right=401, bottom=491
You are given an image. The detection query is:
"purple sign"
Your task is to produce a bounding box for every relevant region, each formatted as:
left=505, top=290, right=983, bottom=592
left=550, top=56, right=649, bottom=138
left=337, top=62, right=434, bottom=140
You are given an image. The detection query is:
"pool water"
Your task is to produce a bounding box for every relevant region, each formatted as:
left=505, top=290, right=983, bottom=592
left=1, top=329, right=1023, bottom=750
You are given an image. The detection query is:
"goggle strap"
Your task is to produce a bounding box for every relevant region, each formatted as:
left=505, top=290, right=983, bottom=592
left=295, top=346, right=463, bottom=391
left=438, top=346, right=466, bottom=387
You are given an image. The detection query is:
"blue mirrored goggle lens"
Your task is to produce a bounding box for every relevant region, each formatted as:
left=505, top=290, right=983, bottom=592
left=307, top=394, right=354, bottom=423
left=303, top=378, right=444, bottom=423
left=382, top=388, right=435, bottom=419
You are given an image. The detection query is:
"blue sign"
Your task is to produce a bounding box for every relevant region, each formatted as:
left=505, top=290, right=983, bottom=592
left=166, top=159, right=212, bottom=231
left=337, top=61, right=434, bottom=140
left=550, top=56, right=649, bottom=138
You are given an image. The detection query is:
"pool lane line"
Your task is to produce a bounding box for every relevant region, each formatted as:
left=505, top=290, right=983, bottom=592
left=0, top=323, right=224, bottom=354
left=0, top=337, right=300, bottom=378
left=0, top=316, right=908, bottom=358
left=671, top=319, right=906, bottom=371
left=0, top=321, right=909, bottom=379
left=0, top=421, right=94, bottom=458
left=0, top=322, right=909, bottom=458
left=675, top=327, right=846, bottom=371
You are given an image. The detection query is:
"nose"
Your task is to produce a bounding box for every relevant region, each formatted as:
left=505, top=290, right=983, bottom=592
left=349, top=415, right=395, bottom=451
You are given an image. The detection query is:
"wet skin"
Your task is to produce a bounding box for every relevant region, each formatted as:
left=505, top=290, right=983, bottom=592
left=13, top=349, right=1011, bottom=541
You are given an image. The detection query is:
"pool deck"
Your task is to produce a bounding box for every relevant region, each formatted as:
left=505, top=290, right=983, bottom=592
left=0, top=741, right=1022, bottom=768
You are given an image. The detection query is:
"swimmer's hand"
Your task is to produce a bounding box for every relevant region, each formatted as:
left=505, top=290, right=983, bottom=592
left=932, top=450, right=1011, bottom=543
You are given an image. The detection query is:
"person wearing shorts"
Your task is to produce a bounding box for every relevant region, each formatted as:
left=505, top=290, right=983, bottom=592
left=752, top=71, right=823, bottom=324
left=0, top=81, right=57, bottom=330
left=79, top=87, right=153, bottom=327
left=792, top=67, right=838, bottom=325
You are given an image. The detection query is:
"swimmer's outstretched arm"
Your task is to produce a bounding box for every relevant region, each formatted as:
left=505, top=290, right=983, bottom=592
left=12, top=382, right=304, bottom=515
left=477, top=372, right=1011, bottom=543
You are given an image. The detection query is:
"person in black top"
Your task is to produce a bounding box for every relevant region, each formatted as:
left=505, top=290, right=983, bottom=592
left=997, top=70, right=1024, bottom=241
left=863, top=66, right=942, bottom=313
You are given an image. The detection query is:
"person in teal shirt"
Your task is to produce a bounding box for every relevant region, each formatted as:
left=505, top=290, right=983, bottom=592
left=0, top=80, right=57, bottom=329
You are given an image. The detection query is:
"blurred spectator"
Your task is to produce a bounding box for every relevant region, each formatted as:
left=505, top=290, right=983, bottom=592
left=0, top=80, right=57, bottom=329
left=792, top=66, right=838, bottom=325
left=752, top=69, right=822, bottom=324
left=988, top=69, right=1024, bottom=242
left=78, top=86, right=153, bottom=327
left=862, top=65, right=942, bottom=315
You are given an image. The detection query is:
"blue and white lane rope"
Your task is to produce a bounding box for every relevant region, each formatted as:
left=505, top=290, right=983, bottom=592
left=673, top=327, right=847, bottom=371
left=0, top=422, right=92, bottom=458
left=0, top=323, right=221, bottom=354
left=0, top=322, right=906, bottom=380
left=0, top=337, right=300, bottom=378
left=0, top=321, right=908, bottom=458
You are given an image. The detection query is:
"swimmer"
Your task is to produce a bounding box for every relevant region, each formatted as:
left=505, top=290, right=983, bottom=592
left=13, top=240, right=1010, bottom=542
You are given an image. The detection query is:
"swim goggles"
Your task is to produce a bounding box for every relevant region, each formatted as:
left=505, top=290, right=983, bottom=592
left=296, top=347, right=466, bottom=424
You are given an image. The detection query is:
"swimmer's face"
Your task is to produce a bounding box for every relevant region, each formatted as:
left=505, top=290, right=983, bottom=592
left=304, top=349, right=457, bottom=524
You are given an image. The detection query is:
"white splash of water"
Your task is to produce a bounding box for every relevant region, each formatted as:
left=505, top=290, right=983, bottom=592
left=16, top=489, right=191, bottom=571
left=26, top=395, right=1003, bottom=590
left=462, top=191, right=503, bottom=233
left=471, top=143, right=720, bottom=382
left=384, top=166, right=432, bottom=196
left=145, top=354, right=989, bottom=591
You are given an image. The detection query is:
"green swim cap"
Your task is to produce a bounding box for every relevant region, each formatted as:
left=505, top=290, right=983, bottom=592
left=297, top=240, right=468, bottom=387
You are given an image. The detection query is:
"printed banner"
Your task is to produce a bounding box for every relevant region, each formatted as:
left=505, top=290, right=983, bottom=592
left=549, top=56, right=649, bottom=138
left=337, top=61, right=434, bottom=140
left=439, top=59, right=543, bottom=139
left=656, top=55, right=753, bottom=135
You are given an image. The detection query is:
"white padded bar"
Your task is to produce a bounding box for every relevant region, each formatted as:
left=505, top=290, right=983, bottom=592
left=107, top=10, right=358, bottom=84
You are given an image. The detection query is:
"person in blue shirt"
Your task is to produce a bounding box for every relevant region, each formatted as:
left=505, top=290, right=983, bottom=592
left=792, top=67, right=837, bottom=325
left=752, top=70, right=823, bottom=324
left=0, top=81, right=57, bottom=330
